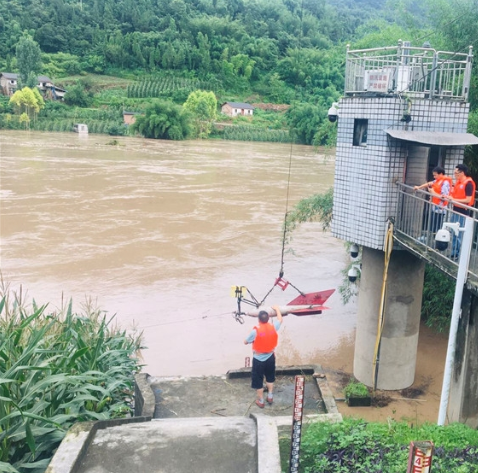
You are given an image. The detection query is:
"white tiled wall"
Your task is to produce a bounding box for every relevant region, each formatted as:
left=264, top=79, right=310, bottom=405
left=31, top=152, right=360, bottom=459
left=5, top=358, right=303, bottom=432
left=331, top=97, right=469, bottom=249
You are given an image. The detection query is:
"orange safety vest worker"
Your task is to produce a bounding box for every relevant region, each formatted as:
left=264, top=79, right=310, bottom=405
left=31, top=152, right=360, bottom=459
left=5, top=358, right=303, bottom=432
left=431, top=176, right=452, bottom=206
left=451, top=176, right=476, bottom=209
left=252, top=323, right=278, bottom=353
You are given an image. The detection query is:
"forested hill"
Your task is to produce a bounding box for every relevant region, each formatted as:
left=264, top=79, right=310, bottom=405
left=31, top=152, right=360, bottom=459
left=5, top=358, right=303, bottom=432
left=0, top=0, right=389, bottom=80
left=1, top=0, right=477, bottom=151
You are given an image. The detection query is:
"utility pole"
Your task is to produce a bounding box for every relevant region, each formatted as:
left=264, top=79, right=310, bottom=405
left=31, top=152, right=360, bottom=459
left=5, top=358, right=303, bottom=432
left=437, top=217, right=474, bottom=425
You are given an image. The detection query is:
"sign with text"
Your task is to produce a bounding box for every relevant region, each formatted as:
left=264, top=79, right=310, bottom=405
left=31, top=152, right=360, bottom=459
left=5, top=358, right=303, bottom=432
left=289, top=375, right=305, bottom=473
left=364, top=69, right=391, bottom=92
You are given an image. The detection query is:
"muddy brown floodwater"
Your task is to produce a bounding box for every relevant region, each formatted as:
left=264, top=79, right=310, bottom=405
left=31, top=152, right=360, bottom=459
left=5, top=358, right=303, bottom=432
left=0, top=130, right=447, bottom=423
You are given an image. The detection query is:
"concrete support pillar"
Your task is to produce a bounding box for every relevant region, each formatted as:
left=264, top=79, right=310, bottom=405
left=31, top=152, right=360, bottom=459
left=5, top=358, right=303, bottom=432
left=353, top=247, right=425, bottom=390
left=447, top=289, right=478, bottom=427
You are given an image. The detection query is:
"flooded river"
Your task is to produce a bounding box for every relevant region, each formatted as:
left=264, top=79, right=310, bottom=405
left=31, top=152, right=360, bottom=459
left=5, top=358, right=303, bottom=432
left=0, top=130, right=356, bottom=376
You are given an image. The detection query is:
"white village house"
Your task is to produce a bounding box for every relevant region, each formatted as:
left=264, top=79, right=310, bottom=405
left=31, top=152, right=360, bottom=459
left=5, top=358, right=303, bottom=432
left=221, top=102, right=255, bottom=117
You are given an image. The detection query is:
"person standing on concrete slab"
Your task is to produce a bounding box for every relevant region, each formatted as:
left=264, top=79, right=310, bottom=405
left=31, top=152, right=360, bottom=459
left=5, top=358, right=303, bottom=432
left=244, top=306, right=283, bottom=408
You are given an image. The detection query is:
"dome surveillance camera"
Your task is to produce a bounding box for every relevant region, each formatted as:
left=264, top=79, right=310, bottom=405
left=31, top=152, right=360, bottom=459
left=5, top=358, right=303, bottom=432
left=435, top=229, right=450, bottom=252
left=328, top=102, right=339, bottom=123
left=350, top=243, right=359, bottom=258
left=348, top=266, right=359, bottom=283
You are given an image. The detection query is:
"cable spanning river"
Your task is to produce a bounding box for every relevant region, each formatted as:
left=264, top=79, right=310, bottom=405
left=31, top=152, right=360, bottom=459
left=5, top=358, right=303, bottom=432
left=0, top=130, right=357, bottom=375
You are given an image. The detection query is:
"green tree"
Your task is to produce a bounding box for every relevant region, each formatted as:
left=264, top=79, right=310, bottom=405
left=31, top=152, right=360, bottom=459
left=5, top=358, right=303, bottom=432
left=64, top=82, right=92, bottom=107
left=196, top=32, right=211, bottom=73
left=132, top=100, right=192, bottom=140
left=31, top=87, right=45, bottom=114
left=286, top=102, right=323, bottom=145
left=183, top=90, right=217, bottom=138
left=9, top=86, right=44, bottom=120
left=230, top=54, right=255, bottom=80
left=15, top=35, right=42, bottom=87
left=314, top=119, right=337, bottom=147
left=352, top=20, right=416, bottom=50
left=19, top=111, right=30, bottom=129
left=285, top=187, right=334, bottom=236
left=467, top=109, right=478, bottom=177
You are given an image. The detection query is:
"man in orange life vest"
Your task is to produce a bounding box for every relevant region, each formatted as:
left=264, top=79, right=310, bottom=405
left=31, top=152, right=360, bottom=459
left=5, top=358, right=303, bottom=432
left=414, top=166, right=451, bottom=233
left=244, top=305, right=283, bottom=408
left=444, top=163, right=476, bottom=259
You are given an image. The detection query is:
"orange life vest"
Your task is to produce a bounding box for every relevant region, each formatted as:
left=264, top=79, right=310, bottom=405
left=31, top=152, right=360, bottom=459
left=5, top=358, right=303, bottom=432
left=252, top=323, right=278, bottom=353
left=431, top=176, right=452, bottom=206
left=451, top=177, right=476, bottom=208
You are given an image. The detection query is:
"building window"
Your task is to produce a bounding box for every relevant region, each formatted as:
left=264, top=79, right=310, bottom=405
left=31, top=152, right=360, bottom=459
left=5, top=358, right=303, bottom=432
left=353, top=119, right=368, bottom=146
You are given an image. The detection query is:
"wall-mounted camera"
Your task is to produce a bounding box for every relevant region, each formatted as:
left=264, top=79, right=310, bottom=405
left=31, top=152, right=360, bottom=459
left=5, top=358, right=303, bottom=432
left=435, top=229, right=450, bottom=251
left=348, top=264, right=361, bottom=283
left=328, top=102, right=339, bottom=123
left=350, top=243, right=359, bottom=258
left=435, top=222, right=459, bottom=252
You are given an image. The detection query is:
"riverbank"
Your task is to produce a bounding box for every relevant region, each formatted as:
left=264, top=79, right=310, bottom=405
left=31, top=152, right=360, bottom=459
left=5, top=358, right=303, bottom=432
left=315, top=323, right=448, bottom=424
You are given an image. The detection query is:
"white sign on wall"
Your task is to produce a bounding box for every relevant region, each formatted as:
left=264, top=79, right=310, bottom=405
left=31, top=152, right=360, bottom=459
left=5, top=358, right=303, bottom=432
left=364, top=69, right=391, bottom=92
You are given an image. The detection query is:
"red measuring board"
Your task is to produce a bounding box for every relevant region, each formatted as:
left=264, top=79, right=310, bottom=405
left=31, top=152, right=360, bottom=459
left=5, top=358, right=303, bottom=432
left=289, top=375, right=305, bottom=473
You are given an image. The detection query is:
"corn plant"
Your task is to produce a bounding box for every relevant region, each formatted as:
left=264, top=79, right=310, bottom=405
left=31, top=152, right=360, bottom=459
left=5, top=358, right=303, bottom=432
left=0, top=286, right=143, bottom=473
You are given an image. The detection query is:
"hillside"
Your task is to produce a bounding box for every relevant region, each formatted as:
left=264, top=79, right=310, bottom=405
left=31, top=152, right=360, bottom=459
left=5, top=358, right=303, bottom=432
left=1, top=0, right=477, bottom=150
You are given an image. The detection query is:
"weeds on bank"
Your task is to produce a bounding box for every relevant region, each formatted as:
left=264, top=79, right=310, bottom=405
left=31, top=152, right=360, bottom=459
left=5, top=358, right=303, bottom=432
left=0, top=286, right=143, bottom=473
left=292, top=417, right=478, bottom=472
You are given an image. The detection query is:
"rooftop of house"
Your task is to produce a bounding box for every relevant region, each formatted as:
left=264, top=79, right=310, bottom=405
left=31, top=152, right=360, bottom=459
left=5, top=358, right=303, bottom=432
left=0, top=72, right=53, bottom=83
left=222, top=102, right=255, bottom=109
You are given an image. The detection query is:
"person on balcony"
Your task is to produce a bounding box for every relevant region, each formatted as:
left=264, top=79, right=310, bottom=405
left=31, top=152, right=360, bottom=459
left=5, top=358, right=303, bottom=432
left=445, top=164, right=476, bottom=259
left=414, top=166, right=451, bottom=235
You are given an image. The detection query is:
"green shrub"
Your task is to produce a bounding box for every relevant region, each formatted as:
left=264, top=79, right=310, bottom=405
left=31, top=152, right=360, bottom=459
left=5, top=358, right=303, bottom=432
left=0, top=289, right=143, bottom=472
left=107, top=122, right=125, bottom=136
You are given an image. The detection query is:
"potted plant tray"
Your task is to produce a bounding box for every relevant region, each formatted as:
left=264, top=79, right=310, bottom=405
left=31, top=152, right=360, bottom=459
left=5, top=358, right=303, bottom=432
left=344, top=380, right=372, bottom=407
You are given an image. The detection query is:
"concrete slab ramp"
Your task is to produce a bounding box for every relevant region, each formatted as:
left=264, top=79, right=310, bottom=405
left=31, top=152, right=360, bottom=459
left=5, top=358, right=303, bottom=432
left=47, top=414, right=282, bottom=473
left=77, top=417, right=257, bottom=473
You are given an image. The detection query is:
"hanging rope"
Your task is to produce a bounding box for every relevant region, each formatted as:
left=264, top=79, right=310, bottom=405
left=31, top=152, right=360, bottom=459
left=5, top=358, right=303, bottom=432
left=372, top=218, right=394, bottom=391
left=246, top=135, right=306, bottom=310
left=278, top=139, right=295, bottom=279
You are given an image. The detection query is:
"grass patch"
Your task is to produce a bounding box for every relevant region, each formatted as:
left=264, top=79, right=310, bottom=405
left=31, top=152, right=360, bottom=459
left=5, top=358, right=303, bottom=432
left=56, top=74, right=133, bottom=89
left=297, top=417, right=478, bottom=472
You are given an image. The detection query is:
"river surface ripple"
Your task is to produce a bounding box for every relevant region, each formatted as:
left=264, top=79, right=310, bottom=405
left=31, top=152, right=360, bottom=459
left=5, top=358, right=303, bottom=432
left=0, top=131, right=356, bottom=375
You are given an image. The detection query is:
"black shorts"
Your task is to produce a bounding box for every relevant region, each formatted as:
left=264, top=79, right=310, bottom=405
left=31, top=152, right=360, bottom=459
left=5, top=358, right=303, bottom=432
left=251, top=353, right=276, bottom=389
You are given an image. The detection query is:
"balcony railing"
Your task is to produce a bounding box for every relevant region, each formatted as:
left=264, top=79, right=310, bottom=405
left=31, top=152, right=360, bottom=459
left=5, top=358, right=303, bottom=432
left=395, top=183, right=478, bottom=290
left=345, top=41, right=473, bottom=101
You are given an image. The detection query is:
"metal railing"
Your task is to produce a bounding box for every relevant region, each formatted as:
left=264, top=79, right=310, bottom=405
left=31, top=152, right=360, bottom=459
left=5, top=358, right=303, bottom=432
left=395, top=183, right=478, bottom=288
left=345, top=41, right=473, bottom=101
